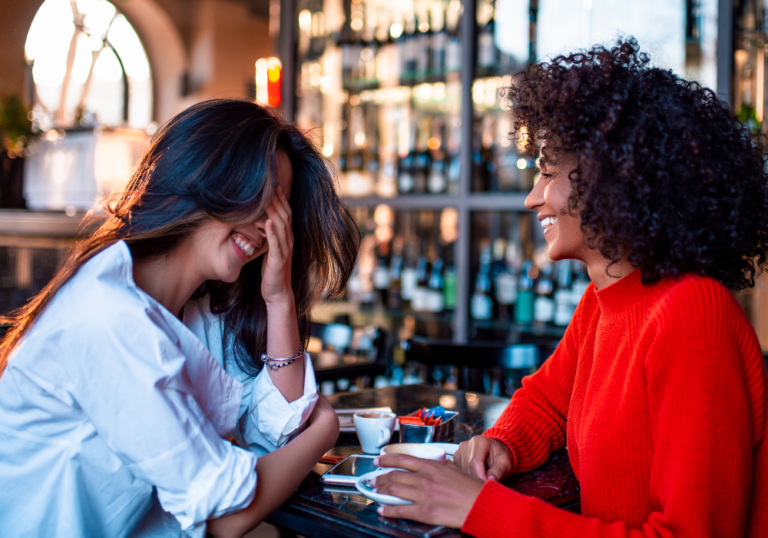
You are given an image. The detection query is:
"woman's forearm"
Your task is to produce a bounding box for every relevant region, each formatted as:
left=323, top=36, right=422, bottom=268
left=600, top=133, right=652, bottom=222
left=207, top=399, right=339, bottom=538
left=265, top=297, right=304, bottom=402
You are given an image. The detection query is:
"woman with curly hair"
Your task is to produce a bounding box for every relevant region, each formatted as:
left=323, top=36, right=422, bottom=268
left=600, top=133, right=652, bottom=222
left=372, top=39, right=768, bottom=537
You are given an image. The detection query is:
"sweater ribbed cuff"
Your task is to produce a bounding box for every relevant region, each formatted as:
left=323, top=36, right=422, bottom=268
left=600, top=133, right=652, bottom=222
left=483, top=428, right=519, bottom=473
left=462, top=479, right=531, bottom=538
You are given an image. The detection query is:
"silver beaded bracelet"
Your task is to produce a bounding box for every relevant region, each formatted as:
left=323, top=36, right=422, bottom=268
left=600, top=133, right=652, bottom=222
left=260, top=346, right=305, bottom=371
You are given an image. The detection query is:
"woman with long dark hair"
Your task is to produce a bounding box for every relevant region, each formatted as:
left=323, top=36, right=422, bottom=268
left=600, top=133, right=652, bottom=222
left=0, top=99, right=359, bottom=538
left=372, top=39, right=768, bottom=537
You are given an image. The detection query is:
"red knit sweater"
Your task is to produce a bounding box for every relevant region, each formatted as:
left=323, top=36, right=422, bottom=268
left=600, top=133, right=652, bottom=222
left=463, top=270, right=768, bottom=538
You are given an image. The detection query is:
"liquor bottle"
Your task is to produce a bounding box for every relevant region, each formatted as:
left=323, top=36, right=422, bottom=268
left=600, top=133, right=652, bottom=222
left=426, top=243, right=445, bottom=313
left=442, top=241, right=458, bottom=312
left=400, top=240, right=419, bottom=306
left=480, top=115, right=499, bottom=191
left=427, top=118, right=447, bottom=194
left=341, top=29, right=352, bottom=85
left=431, top=5, right=447, bottom=76
left=477, top=0, right=499, bottom=71
left=533, top=262, right=555, bottom=324
left=514, top=260, right=535, bottom=324
left=493, top=238, right=517, bottom=318
left=472, top=120, right=490, bottom=191
left=397, top=114, right=415, bottom=194
left=372, top=241, right=391, bottom=307
left=412, top=239, right=430, bottom=312
left=387, top=235, right=405, bottom=310
left=415, top=10, right=432, bottom=82
left=363, top=102, right=380, bottom=187
left=412, top=114, right=432, bottom=194
left=471, top=240, right=494, bottom=320
left=471, top=270, right=494, bottom=320
left=446, top=116, right=461, bottom=194
left=401, top=15, right=417, bottom=82
left=445, top=1, right=462, bottom=73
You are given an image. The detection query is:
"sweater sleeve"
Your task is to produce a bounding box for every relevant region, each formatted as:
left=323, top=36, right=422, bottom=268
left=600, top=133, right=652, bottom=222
left=483, top=287, right=595, bottom=474
left=463, top=278, right=765, bottom=538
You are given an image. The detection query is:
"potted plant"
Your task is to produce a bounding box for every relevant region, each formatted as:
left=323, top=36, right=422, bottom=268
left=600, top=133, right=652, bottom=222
left=0, top=94, right=38, bottom=208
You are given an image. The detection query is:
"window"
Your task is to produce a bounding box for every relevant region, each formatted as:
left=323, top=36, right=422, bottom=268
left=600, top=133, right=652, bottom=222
left=25, top=0, right=153, bottom=130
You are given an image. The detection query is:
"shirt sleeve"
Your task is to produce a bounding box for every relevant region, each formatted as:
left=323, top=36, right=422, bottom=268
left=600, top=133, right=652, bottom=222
left=57, top=305, right=258, bottom=534
left=182, top=296, right=319, bottom=455
left=240, top=353, right=319, bottom=454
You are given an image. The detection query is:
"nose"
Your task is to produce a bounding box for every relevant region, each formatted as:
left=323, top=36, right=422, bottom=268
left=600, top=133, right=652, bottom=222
left=250, top=215, right=269, bottom=240
left=524, top=174, right=545, bottom=212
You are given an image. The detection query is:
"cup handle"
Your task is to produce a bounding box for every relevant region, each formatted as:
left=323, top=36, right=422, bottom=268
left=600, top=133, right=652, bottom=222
left=376, top=426, right=392, bottom=448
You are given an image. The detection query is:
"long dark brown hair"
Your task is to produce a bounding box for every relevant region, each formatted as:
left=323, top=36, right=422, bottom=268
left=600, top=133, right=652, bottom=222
left=0, top=99, right=359, bottom=375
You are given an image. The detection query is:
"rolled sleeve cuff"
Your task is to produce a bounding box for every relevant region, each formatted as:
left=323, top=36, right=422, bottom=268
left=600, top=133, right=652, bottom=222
left=249, top=353, right=319, bottom=447
left=157, top=443, right=258, bottom=533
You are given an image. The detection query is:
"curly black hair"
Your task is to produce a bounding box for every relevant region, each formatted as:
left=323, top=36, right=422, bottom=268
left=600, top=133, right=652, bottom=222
left=504, top=37, right=768, bottom=290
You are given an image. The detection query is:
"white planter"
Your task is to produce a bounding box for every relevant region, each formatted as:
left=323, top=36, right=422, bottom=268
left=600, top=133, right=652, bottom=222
left=23, top=129, right=150, bottom=211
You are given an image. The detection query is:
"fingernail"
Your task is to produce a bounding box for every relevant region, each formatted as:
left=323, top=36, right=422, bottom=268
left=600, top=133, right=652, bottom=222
left=489, top=475, right=497, bottom=481
left=377, top=506, right=385, bottom=515
left=373, top=457, right=380, bottom=466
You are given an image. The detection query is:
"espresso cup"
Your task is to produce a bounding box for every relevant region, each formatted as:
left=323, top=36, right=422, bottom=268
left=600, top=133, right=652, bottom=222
left=380, top=443, right=446, bottom=462
left=354, top=412, right=396, bottom=454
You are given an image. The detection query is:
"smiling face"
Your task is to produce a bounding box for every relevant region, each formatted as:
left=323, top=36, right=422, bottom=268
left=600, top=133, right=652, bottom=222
left=188, top=150, right=294, bottom=283
left=525, top=148, right=590, bottom=262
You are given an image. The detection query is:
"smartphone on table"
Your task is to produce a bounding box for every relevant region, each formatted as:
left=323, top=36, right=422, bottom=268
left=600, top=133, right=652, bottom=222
left=320, top=454, right=378, bottom=486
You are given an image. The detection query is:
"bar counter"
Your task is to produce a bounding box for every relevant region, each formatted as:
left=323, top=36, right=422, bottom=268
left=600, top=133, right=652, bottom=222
left=266, top=385, right=580, bottom=538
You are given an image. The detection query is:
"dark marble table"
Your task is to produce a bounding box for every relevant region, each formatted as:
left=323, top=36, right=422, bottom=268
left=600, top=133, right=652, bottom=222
left=265, top=385, right=579, bottom=538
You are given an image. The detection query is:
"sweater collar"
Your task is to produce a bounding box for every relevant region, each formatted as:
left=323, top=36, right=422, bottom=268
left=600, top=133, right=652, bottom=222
left=593, top=268, right=646, bottom=318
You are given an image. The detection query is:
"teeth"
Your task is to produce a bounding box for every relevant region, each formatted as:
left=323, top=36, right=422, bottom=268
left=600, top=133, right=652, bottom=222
left=231, top=232, right=256, bottom=257
left=541, top=217, right=557, bottom=228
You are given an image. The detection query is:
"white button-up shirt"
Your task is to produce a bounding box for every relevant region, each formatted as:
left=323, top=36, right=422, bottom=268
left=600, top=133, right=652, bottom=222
left=0, top=241, right=319, bottom=537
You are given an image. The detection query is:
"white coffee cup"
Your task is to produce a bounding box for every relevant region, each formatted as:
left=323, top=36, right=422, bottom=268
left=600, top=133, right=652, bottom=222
left=354, top=411, right=396, bottom=454
left=380, top=443, right=446, bottom=462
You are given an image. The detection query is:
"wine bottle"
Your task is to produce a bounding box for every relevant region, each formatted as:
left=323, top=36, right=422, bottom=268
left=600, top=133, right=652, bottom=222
left=445, top=1, right=462, bottom=73
left=431, top=5, right=447, bottom=76
left=388, top=234, right=404, bottom=310
left=515, top=260, right=535, bottom=324
left=412, top=114, right=431, bottom=194
left=427, top=243, right=445, bottom=313
left=397, top=114, right=415, bottom=194
left=446, top=116, right=461, bottom=194
left=402, top=15, right=417, bottom=82
left=415, top=10, right=432, bottom=82
left=477, top=0, right=499, bottom=71
left=400, top=239, right=419, bottom=306
left=427, top=118, right=447, bottom=194
left=533, top=262, right=555, bottom=324
left=471, top=269, right=494, bottom=320
left=442, top=241, right=458, bottom=312
left=472, top=119, right=490, bottom=191
left=481, top=115, right=499, bottom=191
left=471, top=240, right=494, bottom=320
left=412, top=239, right=430, bottom=312
left=492, top=238, right=517, bottom=319
left=372, top=241, right=391, bottom=307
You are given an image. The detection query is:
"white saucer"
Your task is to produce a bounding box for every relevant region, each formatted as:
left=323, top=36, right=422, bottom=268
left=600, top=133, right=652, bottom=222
left=355, top=470, right=413, bottom=506
left=429, top=443, right=460, bottom=460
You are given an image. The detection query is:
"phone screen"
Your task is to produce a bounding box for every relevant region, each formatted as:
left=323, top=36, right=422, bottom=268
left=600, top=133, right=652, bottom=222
left=321, top=455, right=379, bottom=485
left=326, top=455, right=378, bottom=477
